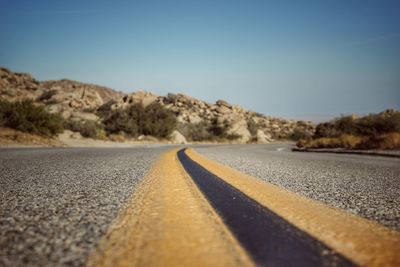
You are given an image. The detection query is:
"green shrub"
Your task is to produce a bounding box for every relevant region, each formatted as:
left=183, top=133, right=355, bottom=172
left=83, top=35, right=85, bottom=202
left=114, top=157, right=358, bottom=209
left=0, top=99, right=63, bottom=136
left=0, top=100, right=12, bottom=125
left=102, top=108, right=139, bottom=136
left=102, top=102, right=176, bottom=138
left=64, top=119, right=105, bottom=139
left=141, top=102, right=176, bottom=138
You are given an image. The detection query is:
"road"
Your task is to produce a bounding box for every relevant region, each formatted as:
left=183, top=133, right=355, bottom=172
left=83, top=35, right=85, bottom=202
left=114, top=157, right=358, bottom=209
left=196, top=144, right=400, bottom=230
left=1, top=145, right=399, bottom=266
left=0, top=146, right=171, bottom=266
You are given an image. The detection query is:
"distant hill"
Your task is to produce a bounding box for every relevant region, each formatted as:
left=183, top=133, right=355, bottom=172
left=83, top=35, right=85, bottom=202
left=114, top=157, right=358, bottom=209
left=0, top=67, right=315, bottom=143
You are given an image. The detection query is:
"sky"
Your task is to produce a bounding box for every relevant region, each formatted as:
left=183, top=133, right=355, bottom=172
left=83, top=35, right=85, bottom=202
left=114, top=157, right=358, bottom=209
left=1, top=0, right=399, bottom=122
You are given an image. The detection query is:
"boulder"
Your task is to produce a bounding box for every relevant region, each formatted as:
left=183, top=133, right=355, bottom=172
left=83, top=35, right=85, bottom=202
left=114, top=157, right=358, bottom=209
left=257, top=129, right=273, bottom=144
left=187, top=114, right=203, bottom=124
left=216, top=99, right=232, bottom=108
left=170, top=130, right=187, bottom=144
left=141, top=94, right=158, bottom=107
left=225, top=115, right=251, bottom=143
left=71, top=111, right=99, bottom=121
left=216, top=106, right=231, bottom=114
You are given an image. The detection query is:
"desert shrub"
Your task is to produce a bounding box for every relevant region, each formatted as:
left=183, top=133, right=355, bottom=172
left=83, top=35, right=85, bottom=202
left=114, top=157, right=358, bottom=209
left=299, top=134, right=363, bottom=149
left=141, top=102, right=176, bottom=138
left=0, top=99, right=63, bottom=136
left=177, top=121, right=212, bottom=141
left=208, top=118, right=228, bottom=137
left=97, top=100, right=117, bottom=117
left=177, top=119, right=240, bottom=142
left=314, top=116, right=355, bottom=138
left=103, top=108, right=139, bottom=136
left=289, top=128, right=312, bottom=141
left=0, top=100, right=12, bottom=125
left=356, top=112, right=400, bottom=136
left=109, top=133, right=126, bottom=142
left=296, top=139, right=308, bottom=148
left=102, top=102, right=176, bottom=138
left=208, top=118, right=240, bottom=141
left=37, top=90, right=57, bottom=101
left=300, top=132, right=400, bottom=150
left=356, top=132, right=400, bottom=150
left=314, top=112, right=400, bottom=139
left=64, top=119, right=105, bottom=139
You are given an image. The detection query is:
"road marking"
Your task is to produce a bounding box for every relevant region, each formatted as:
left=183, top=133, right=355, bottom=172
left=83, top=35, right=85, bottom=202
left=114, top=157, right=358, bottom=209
left=86, top=149, right=254, bottom=267
left=276, top=147, right=285, bottom=152
left=178, top=149, right=354, bottom=266
left=185, top=148, right=400, bottom=267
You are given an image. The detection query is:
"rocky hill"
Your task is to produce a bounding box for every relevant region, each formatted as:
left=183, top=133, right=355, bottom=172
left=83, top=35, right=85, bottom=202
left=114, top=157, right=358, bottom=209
left=0, top=67, right=315, bottom=143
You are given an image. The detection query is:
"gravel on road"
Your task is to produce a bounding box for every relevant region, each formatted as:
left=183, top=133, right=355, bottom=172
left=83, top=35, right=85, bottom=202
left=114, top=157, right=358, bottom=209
left=0, top=146, right=170, bottom=267
left=196, top=144, right=400, bottom=230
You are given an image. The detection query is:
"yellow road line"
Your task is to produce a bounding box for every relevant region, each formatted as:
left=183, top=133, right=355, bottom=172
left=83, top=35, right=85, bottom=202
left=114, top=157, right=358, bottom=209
left=185, top=148, right=400, bottom=267
left=86, top=149, right=254, bottom=267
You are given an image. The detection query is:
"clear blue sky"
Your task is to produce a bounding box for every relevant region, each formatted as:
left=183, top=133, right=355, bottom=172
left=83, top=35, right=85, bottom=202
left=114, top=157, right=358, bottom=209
left=1, top=0, right=399, bottom=121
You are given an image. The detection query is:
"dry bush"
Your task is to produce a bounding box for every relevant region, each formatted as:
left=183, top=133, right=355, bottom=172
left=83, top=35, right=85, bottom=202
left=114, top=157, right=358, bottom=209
left=299, top=134, right=364, bottom=149
left=64, top=119, right=105, bottom=139
left=356, top=132, right=400, bottom=150
left=102, top=102, right=176, bottom=138
left=0, top=99, right=63, bottom=137
left=303, top=110, right=400, bottom=150
left=299, top=133, right=400, bottom=150
left=177, top=121, right=212, bottom=141
left=109, top=134, right=126, bottom=142
left=314, top=111, right=400, bottom=139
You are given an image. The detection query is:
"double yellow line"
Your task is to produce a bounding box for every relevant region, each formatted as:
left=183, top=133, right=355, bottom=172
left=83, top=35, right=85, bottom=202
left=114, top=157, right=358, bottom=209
left=87, top=148, right=400, bottom=267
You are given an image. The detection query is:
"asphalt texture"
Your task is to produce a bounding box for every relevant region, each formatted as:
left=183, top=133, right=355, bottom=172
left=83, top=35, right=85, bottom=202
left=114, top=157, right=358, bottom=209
left=0, top=146, right=171, bottom=267
left=196, top=144, right=400, bottom=230
left=1, top=144, right=399, bottom=267
left=178, top=149, right=355, bottom=267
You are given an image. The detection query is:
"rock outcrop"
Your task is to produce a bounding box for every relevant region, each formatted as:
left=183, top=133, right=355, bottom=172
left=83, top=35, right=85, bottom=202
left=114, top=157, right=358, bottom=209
left=170, top=130, right=187, bottom=144
left=0, top=67, right=315, bottom=143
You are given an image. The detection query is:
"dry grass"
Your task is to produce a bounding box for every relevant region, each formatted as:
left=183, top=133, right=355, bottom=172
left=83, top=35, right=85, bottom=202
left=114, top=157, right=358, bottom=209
left=109, top=133, right=126, bottom=142
left=297, top=134, right=364, bottom=149
left=297, top=132, right=400, bottom=150
left=357, top=132, right=400, bottom=150
left=0, top=127, right=64, bottom=147
left=379, top=132, right=400, bottom=149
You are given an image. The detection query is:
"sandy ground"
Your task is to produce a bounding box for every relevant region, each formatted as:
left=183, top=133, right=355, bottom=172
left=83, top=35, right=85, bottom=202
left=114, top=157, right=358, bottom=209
left=57, top=130, right=163, bottom=147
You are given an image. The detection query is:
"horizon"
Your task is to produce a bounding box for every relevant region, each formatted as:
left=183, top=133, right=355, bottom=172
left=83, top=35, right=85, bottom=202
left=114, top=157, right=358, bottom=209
left=1, top=0, right=399, bottom=122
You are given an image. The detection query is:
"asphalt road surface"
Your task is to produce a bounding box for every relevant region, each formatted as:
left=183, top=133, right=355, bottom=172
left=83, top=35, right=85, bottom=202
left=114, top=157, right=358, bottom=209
left=0, top=146, right=171, bottom=267
left=197, top=144, right=400, bottom=230
left=1, top=144, right=399, bottom=266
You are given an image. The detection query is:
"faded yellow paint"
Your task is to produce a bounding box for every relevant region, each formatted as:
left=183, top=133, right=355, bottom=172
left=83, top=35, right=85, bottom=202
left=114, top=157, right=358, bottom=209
left=86, top=149, right=254, bottom=267
left=186, top=148, right=400, bottom=267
